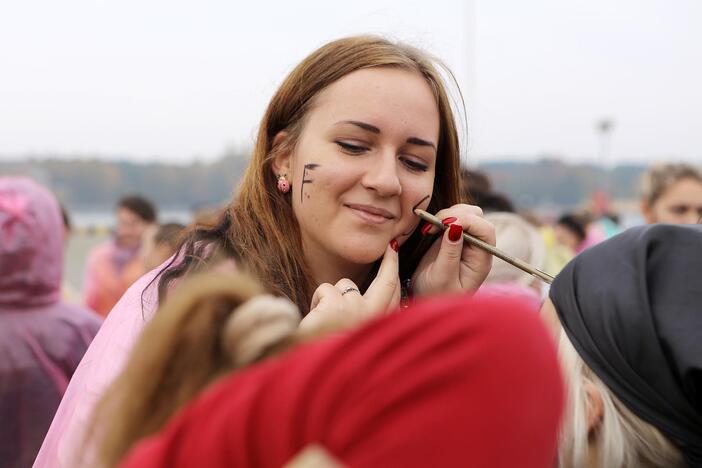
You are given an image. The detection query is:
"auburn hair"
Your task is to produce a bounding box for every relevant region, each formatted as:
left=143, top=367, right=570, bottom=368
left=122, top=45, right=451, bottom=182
left=153, top=35, right=464, bottom=313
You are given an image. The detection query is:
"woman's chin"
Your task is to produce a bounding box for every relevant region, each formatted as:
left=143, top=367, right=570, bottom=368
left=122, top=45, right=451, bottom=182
left=337, top=243, right=387, bottom=265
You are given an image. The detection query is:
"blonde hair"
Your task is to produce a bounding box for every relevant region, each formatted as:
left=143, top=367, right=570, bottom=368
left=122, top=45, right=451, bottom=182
left=484, top=212, right=545, bottom=286
left=87, top=272, right=330, bottom=468
left=557, top=330, right=685, bottom=468
left=641, top=163, right=702, bottom=206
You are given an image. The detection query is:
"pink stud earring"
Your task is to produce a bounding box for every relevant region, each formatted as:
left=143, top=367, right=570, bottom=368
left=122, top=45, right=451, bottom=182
left=277, top=174, right=291, bottom=194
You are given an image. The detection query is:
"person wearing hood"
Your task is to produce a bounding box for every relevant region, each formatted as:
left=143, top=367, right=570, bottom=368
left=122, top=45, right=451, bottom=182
left=0, top=177, right=102, bottom=468
left=542, top=224, right=702, bottom=467
left=35, top=36, right=497, bottom=468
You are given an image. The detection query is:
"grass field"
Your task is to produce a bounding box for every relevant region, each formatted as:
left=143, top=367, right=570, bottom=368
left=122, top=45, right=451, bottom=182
left=64, top=233, right=108, bottom=296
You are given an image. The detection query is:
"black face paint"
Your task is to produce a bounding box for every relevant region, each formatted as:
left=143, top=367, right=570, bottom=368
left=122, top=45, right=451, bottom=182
left=300, top=163, right=319, bottom=204
left=412, top=195, right=431, bottom=212
left=401, top=194, right=431, bottom=236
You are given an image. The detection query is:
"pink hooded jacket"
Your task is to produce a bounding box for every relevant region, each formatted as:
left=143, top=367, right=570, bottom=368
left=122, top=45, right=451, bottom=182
left=33, top=266, right=162, bottom=467
left=0, top=178, right=102, bottom=468
left=36, top=241, right=225, bottom=466
left=33, top=228, right=170, bottom=465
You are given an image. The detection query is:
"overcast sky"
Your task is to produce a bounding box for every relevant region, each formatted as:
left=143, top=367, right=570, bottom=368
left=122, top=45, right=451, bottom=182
left=1, top=0, right=700, bottom=165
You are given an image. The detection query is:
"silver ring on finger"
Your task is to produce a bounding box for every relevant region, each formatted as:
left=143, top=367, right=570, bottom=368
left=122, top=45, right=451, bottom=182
left=340, top=286, right=360, bottom=296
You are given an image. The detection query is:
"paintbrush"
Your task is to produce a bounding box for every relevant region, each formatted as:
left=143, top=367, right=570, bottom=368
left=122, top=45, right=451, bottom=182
left=415, top=209, right=554, bottom=285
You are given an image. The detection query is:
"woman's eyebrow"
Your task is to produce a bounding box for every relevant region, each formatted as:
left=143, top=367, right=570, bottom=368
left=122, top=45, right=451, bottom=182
left=406, top=136, right=436, bottom=151
left=335, top=120, right=437, bottom=150
left=335, top=120, right=380, bottom=134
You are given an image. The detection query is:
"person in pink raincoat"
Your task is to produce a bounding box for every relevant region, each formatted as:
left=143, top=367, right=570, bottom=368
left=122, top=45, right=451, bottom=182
left=0, top=177, right=102, bottom=468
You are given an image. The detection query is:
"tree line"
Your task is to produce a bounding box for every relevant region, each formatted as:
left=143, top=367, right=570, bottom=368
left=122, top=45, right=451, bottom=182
left=1, top=153, right=650, bottom=211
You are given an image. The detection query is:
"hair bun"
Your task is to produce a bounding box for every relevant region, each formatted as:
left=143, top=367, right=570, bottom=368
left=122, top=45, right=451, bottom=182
left=222, top=295, right=301, bottom=367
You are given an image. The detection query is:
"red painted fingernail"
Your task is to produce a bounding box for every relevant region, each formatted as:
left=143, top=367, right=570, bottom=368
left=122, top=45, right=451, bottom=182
left=442, top=216, right=458, bottom=225
left=448, top=223, right=463, bottom=242
left=420, top=223, right=433, bottom=236
left=390, top=239, right=399, bottom=252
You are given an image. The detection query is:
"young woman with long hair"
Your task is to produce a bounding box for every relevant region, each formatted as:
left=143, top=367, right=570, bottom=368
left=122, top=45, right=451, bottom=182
left=35, top=35, right=495, bottom=467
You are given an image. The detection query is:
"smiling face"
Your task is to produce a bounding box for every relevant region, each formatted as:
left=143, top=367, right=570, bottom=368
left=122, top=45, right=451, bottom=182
left=273, top=67, right=439, bottom=281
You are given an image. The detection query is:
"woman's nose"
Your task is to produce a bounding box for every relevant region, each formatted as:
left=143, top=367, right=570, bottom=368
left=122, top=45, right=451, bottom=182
left=360, top=150, right=402, bottom=197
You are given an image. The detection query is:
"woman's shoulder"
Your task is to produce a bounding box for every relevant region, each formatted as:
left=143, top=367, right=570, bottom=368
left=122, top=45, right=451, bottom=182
left=34, top=267, right=164, bottom=466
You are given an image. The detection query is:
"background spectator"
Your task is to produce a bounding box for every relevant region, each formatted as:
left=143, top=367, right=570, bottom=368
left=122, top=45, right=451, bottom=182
left=0, top=177, right=102, bottom=468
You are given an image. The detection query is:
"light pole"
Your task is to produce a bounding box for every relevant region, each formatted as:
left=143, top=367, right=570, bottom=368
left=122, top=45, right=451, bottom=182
left=594, top=118, right=615, bottom=214
left=596, top=118, right=614, bottom=168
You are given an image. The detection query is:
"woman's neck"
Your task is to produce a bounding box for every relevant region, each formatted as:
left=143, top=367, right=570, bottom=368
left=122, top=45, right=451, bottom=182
left=313, top=263, right=371, bottom=289
left=303, top=240, right=373, bottom=289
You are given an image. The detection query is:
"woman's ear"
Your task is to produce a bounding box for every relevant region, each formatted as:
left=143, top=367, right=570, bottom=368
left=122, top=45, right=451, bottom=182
left=640, top=199, right=655, bottom=224
left=271, top=131, right=293, bottom=179
left=584, top=380, right=604, bottom=435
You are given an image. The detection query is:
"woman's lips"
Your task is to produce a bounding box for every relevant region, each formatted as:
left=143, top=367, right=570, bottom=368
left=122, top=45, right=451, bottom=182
left=345, top=204, right=396, bottom=225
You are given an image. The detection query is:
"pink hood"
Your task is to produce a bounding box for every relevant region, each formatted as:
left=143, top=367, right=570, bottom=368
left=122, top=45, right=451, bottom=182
left=0, top=177, right=65, bottom=307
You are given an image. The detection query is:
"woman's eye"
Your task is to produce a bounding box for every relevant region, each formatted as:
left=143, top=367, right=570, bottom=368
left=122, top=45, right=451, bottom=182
left=335, top=141, right=368, bottom=154
left=401, top=157, right=429, bottom=172
left=670, top=205, right=689, bottom=215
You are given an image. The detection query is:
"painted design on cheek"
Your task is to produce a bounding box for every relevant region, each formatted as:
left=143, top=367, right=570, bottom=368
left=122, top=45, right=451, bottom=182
left=401, top=194, right=432, bottom=237
left=412, top=195, right=431, bottom=212
left=300, top=163, right=320, bottom=204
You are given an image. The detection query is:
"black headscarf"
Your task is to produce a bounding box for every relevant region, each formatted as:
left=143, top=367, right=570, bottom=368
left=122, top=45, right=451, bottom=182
left=550, top=224, right=702, bottom=466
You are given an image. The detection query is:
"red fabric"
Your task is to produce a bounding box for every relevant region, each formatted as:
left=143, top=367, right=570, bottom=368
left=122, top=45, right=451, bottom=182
left=119, top=295, right=564, bottom=468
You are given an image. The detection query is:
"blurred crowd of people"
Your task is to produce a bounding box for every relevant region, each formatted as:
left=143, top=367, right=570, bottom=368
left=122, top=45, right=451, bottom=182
left=468, top=163, right=702, bottom=304
left=2, top=161, right=700, bottom=467
left=1, top=35, right=701, bottom=468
